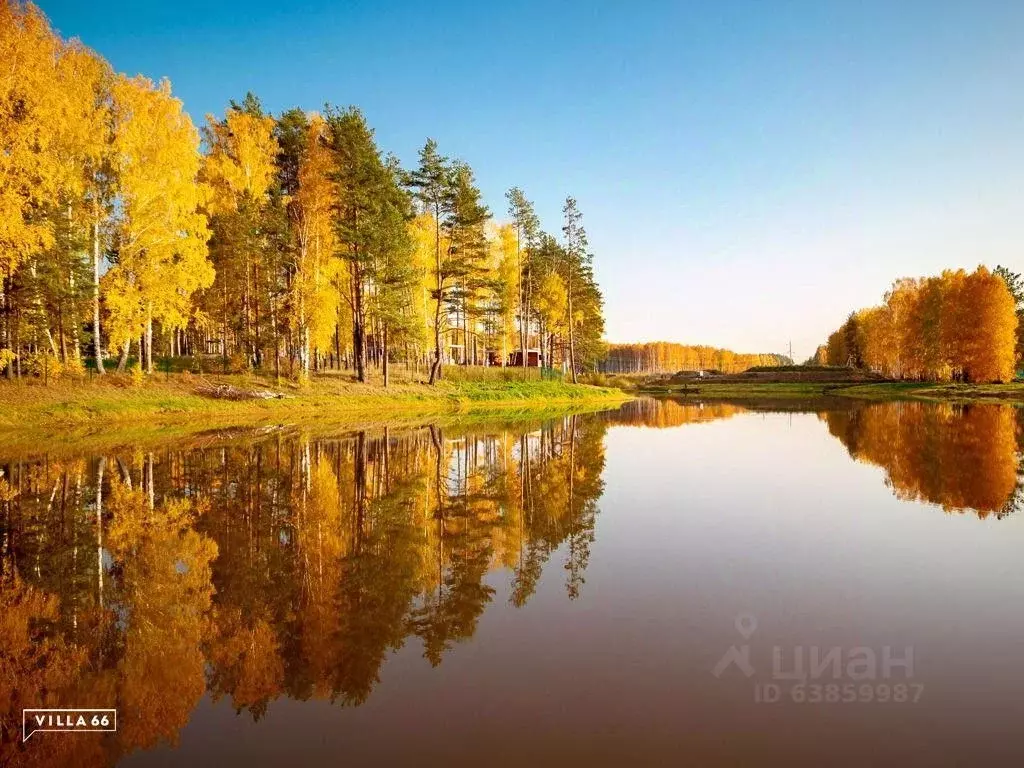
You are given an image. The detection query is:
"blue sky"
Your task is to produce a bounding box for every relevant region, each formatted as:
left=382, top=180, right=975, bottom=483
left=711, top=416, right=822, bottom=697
left=39, top=0, right=1024, bottom=359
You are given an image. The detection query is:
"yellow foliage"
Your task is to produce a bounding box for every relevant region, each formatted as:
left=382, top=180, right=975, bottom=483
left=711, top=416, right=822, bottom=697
left=826, top=266, right=1019, bottom=383
left=605, top=342, right=785, bottom=373
left=62, top=356, right=86, bottom=380
left=0, top=0, right=62, bottom=271
left=291, top=115, right=346, bottom=363
left=127, top=363, right=144, bottom=386
left=104, top=75, right=212, bottom=346
left=535, top=270, right=568, bottom=334
left=24, top=351, right=62, bottom=379
left=825, top=402, right=1019, bottom=516
left=202, top=109, right=279, bottom=213
left=409, top=213, right=445, bottom=344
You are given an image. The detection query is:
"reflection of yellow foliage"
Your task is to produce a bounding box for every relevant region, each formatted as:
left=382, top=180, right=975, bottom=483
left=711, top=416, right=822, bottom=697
left=207, top=609, right=284, bottom=717
left=611, top=398, right=748, bottom=428
left=294, top=460, right=348, bottom=695
left=824, top=403, right=1019, bottom=516
left=0, top=576, right=92, bottom=768
left=1, top=420, right=610, bottom=731
left=105, top=476, right=217, bottom=751
left=0, top=478, right=17, bottom=502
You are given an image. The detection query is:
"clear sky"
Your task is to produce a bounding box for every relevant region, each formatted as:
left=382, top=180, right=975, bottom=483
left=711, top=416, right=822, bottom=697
left=38, top=0, right=1024, bottom=360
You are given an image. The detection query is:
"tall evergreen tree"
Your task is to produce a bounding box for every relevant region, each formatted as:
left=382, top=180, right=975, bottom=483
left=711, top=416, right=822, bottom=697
left=325, top=106, right=406, bottom=383
left=561, top=197, right=589, bottom=383
left=370, top=156, right=417, bottom=387
left=408, top=139, right=452, bottom=383
left=444, top=162, right=490, bottom=367
left=505, top=187, right=539, bottom=367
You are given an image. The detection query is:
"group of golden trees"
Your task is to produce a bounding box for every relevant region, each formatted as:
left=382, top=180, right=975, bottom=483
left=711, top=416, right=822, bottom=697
left=0, top=416, right=605, bottom=764
left=0, top=0, right=605, bottom=385
left=818, top=267, right=1019, bottom=383
left=600, top=341, right=790, bottom=374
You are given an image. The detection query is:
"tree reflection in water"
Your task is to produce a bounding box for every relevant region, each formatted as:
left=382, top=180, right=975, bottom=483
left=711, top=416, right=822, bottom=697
left=2, top=400, right=1023, bottom=764
left=0, top=415, right=605, bottom=764
left=821, top=401, right=1023, bottom=518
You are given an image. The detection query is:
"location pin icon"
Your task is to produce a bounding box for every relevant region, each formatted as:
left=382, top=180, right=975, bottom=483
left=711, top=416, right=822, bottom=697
left=735, top=614, right=758, bottom=640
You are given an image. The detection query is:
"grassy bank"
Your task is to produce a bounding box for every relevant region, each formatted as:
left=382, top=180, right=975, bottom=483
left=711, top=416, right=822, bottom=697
left=0, top=371, right=632, bottom=436
left=832, top=381, right=1024, bottom=403
left=636, top=379, right=1024, bottom=404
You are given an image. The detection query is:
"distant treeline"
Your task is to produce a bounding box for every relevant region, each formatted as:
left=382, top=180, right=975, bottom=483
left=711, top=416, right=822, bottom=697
left=813, top=266, right=1021, bottom=383
left=600, top=342, right=791, bottom=374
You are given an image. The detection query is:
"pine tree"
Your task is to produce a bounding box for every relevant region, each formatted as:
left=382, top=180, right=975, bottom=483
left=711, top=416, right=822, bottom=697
left=325, top=106, right=405, bottom=383
left=505, top=187, right=539, bottom=367
left=443, top=162, right=490, bottom=368
left=369, top=156, right=417, bottom=387
left=408, top=139, right=453, bottom=383
left=561, top=197, right=589, bottom=383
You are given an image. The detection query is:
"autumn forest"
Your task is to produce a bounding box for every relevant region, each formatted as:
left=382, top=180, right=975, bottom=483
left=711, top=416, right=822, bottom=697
left=1, top=1, right=607, bottom=387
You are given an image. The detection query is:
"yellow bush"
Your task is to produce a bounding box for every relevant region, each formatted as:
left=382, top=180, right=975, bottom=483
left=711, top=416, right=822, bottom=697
left=62, top=356, right=86, bottom=380
left=227, top=351, right=250, bottom=374
left=25, top=352, right=63, bottom=380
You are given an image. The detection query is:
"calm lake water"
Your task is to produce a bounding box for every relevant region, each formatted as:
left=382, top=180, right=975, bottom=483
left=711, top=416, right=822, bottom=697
left=3, top=397, right=1024, bottom=766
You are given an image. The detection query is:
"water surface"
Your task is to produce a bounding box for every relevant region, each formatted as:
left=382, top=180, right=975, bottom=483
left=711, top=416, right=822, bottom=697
left=3, top=398, right=1024, bottom=766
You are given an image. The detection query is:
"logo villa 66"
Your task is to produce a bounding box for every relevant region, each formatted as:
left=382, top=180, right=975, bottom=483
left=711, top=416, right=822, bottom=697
left=711, top=615, right=924, bottom=705
left=22, top=709, right=117, bottom=742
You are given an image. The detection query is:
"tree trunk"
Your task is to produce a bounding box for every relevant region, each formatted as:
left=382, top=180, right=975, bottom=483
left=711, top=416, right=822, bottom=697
left=522, top=266, right=532, bottom=368
left=300, top=254, right=310, bottom=377
left=1, top=270, right=11, bottom=380
left=352, top=260, right=366, bottom=383
left=429, top=290, right=443, bottom=384
left=145, top=303, right=154, bottom=375
left=382, top=326, right=389, bottom=388
left=517, top=231, right=525, bottom=368
left=334, top=320, right=341, bottom=372
left=429, top=208, right=443, bottom=384
left=222, top=278, right=229, bottom=366
left=254, top=254, right=262, bottom=368
left=57, top=302, right=66, bottom=363
left=567, top=283, right=577, bottom=383
left=117, top=339, right=130, bottom=373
